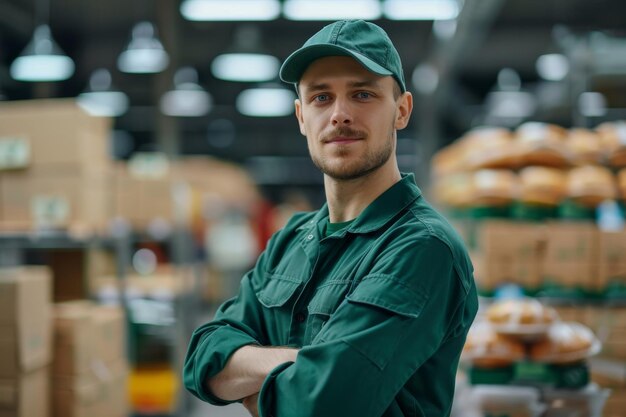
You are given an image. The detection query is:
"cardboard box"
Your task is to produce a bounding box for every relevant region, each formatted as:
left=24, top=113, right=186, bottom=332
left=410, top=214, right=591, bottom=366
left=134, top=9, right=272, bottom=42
left=172, top=157, right=260, bottom=205
left=52, top=371, right=101, bottom=417
left=91, top=305, right=126, bottom=365
left=53, top=301, right=126, bottom=376
left=52, top=360, right=128, bottom=417
left=53, top=302, right=95, bottom=376
left=114, top=163, right=174, bottom=227
left=96, top=360, right=129, bottom=417
left=552, top=306, right=586, bottom=323
left=582, top=307, right=626, bottom=338
left=597, top=230, right=626, bottom=291
left=472, top=221, right=545, bottom=291
left=590, top=357, right=626, bottom=388
left=0, top=99, right=111, bottom=175
left=542, top=222, right=599, bottom=291
left=0, top=367, right=49, bottom=417
left=0, top=171, right=111, bottom=230
left=602, top=387, right=626, bottom=417
left=0, top=267, right=52, bottom=377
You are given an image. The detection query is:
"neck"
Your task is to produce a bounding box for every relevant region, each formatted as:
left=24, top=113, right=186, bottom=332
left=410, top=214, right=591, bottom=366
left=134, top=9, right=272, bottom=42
left=324, top=158, right=401, bottom=223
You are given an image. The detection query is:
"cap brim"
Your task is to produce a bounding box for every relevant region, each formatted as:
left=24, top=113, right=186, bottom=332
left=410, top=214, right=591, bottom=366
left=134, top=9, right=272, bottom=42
left=279, top=44, right=393, bottom=85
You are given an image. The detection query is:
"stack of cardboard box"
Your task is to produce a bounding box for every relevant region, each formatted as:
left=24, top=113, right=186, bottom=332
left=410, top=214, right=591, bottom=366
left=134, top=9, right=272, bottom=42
left=470, top=219, right=626, bottom=297
left=0, top=100, right=112, bottom=233
left=52, top=301, right=127, bottom=417
left=0, top=267, right=52, bottom=417
left=470, top=220, right=545, bottom=293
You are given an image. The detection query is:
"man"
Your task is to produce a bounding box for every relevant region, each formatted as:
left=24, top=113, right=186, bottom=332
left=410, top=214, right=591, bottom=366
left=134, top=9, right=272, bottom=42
left=184, top=20, right=477, bottom=417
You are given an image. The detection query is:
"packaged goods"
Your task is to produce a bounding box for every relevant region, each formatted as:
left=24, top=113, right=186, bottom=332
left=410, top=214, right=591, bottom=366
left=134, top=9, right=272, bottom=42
left=530, top=322, right=600, bottom=364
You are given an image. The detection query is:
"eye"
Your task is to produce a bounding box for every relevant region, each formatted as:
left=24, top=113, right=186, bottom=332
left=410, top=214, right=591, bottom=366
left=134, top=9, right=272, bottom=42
left=355, top=91, right=372, bottom=100
left=313, top=94, right=330, bottom=103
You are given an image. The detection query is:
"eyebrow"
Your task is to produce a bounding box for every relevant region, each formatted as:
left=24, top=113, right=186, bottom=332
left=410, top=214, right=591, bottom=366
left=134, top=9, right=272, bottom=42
left=302, top=79, right=382, bottom=94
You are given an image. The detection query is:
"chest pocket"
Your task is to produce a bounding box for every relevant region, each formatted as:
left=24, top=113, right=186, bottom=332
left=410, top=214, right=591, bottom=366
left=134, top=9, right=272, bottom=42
left=304, top=279, right=351, bottom=345
left=256, top=274, right=301, bottom=308
left=314, top=274, right=429, bottom=370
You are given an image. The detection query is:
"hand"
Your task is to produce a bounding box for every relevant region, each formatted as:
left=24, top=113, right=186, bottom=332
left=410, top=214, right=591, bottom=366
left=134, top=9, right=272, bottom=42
left=242, top=393, right=260, bottom=417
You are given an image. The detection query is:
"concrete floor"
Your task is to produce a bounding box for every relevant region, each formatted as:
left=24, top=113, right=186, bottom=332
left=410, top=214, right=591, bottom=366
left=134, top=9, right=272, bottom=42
left=190, top=396, right=249, bottom=417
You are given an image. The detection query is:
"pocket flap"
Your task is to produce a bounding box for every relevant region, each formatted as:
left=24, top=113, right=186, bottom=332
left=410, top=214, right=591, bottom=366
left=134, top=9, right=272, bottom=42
left=256, top=274, right=301, bottom=308
left=345, top=275, right=427, bottom=318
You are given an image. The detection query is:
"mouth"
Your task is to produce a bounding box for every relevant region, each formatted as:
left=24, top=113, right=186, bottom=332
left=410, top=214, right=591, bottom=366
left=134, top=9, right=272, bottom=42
left=324, top=136, right=363, bottom=145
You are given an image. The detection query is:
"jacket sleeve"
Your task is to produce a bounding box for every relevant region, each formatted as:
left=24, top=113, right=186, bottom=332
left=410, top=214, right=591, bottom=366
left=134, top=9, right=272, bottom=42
left=257, top=236, right=476, bottom=417
left=182, top=247, right=272, bottom=405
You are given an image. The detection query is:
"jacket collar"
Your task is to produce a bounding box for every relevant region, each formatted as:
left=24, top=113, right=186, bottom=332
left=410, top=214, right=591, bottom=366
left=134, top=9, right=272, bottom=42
left=297, top=173, right=422, bottom=235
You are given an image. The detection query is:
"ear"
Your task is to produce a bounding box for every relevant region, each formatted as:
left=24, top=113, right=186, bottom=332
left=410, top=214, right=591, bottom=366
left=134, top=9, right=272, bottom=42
left=394, top=92, right=413, bottom=130
left=294, top=99, right=306, bottom=136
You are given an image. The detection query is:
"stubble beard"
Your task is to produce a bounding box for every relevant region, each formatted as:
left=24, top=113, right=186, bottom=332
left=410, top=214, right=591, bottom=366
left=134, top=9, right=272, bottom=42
left=310, top=123, right=396, bottom=181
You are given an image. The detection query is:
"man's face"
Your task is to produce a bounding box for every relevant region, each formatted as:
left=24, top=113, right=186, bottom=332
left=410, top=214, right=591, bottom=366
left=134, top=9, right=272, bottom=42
left=295, top=56, right=412, bottom=181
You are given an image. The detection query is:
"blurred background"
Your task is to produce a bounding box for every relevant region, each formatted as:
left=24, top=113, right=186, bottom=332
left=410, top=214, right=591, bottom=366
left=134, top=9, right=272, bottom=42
left=1, top=0, right=626, bottom=416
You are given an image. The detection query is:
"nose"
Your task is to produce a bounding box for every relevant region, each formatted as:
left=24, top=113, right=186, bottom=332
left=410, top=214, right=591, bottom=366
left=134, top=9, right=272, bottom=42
left=330, top=98, right=353, bottom=126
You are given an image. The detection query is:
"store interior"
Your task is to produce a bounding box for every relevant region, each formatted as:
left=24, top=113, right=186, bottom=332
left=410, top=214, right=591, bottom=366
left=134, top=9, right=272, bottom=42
left=1, top=0, right=626, bottom=416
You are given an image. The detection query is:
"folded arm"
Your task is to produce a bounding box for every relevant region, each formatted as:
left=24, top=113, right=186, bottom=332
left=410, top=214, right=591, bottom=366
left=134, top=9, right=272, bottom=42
left=207, top=345, right=299, bottom=401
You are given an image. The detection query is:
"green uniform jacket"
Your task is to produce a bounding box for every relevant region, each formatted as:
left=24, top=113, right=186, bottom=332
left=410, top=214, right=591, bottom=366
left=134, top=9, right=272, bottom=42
left=183, top=173, right=478, bottom=417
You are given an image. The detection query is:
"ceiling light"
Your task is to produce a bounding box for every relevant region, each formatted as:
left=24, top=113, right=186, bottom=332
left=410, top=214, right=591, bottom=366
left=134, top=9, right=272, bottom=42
left=412, top=63, right=439, bottom=95
left=536, top=53, right=570, bottom=81
left=212, top=53, right=280, bottom=82
left=180, top=0, right=280, bottom=21
left=160, top=67, right=212, bottom=117
left=10, top=25, right=75, bottom=82
left=211, top=25, right=279, bottom=82
left=236, top=85, right=296, bottom=117
left=578, top=92, right=607, bottom=117
left=497, top=68, right=522, bottom=91
left=383, top=0, right=460, bottom=20
left=486, top=91, right=536, bottom=118
left=118, top=22, right=169, bottom=74
left=432, top=18, right=457, bottom=40
left=77, top=69, right=129, bottom=117
left=284, top=0, right=381, bottom=20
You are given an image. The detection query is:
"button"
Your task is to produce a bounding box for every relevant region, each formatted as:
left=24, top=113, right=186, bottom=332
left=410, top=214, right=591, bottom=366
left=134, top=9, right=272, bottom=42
left=295, top=311, right=306, bottom=323
left=306, top=234, right=314, bottom=240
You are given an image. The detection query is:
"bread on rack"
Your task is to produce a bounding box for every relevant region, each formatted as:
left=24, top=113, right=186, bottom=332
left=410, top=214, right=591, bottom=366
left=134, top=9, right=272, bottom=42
left=567, top=128, right=604, bottom=166
left=596, top=121, right=626, bottom=169
left=566, top=165, right=617, bottom=207
left=518, top=166, right=567, bottom=206
left=471, top=169, right=520, bottom=207
left=618, top=168, right=626, bottom=201
left=530, top=322, right=598, bottom=364
left=463, top=321, right=526, bottom=367
left=515, top=122, right=571, bottom=168
left=432, top=142, right=466, bottom=177
left=432, top=173, right=475, bottom=208
left=487, top=298, right=558, bottom=326
left=463, top=127, right=519, bottom=170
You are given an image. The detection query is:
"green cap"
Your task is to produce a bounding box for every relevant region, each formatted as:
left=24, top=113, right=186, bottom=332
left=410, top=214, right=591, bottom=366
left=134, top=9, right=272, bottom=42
left=280, top=20, right=406, bottom=92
